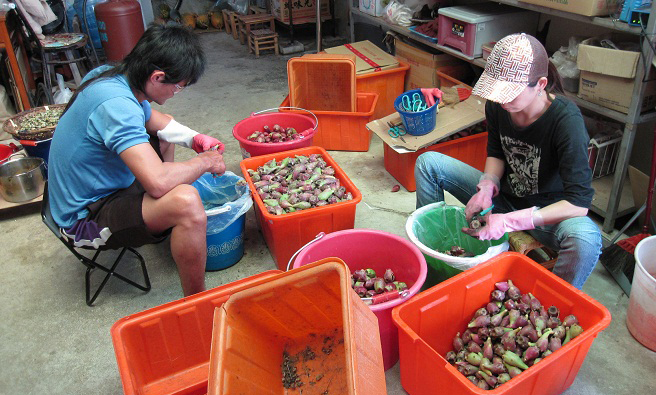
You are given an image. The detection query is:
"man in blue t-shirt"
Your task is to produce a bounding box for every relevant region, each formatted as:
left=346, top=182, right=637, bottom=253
left=48, top=25, right=225, bottom=297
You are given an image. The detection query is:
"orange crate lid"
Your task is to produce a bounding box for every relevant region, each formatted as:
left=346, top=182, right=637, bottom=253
left=288, top=54, right=357, bottom=112
left=110, top=270, right=283, bottom=395
left=207, top=258, right=387, bottom=394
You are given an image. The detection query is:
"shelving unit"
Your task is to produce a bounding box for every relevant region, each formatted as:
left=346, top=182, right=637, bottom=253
left=350, top=2, right=656, bottom=234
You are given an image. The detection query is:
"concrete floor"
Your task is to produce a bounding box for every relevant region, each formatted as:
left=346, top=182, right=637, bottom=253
left=1, top=32, right=655, bottom=395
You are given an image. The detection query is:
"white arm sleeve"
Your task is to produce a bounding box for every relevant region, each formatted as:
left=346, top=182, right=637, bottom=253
left=156, top=119, right=198, bottom=148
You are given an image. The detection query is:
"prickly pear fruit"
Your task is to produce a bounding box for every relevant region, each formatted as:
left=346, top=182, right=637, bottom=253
left=466, top=352, right=482, bottom=366
left=453, top=332, right=465, bottom=352
left=503, top=350, right=529, bottom=370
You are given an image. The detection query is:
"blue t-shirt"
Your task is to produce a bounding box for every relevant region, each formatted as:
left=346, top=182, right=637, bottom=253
left=48, top=67, right=153, bottom=227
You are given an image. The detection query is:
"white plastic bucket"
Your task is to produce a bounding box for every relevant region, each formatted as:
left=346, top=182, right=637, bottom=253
left=628, top=235, right=656, bottom=351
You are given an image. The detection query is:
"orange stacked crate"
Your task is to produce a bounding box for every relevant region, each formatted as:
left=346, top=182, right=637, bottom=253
left=283, top=54, right=379, bottom=151
left=392, top=252, right=612, bottom=395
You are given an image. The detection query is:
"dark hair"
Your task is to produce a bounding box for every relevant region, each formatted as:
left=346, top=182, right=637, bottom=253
left=528, top=61, right=564, bottom=97
left=64, top=24, right=206, bottom=112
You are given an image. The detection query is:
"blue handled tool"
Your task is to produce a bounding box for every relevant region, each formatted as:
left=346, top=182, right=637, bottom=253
left=478, top=205, right=494, bottom=217
left=387, top=121, right=407, bottom=143
left=401, top=93, right=427, bottom=112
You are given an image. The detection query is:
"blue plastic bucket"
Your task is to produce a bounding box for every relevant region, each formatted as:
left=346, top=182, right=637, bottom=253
left=206, top=213, right=246, bottom=271
left=192, top=172, right=253, bottom=271
left=393, top=89, right=439, bottom=136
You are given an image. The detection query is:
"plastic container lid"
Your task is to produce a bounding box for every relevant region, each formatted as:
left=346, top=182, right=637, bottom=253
left=438, top=4, right=524, bottom=23
left=288, top=54, right=357, bottom=112
left=207, top=259, right=387, bottom=394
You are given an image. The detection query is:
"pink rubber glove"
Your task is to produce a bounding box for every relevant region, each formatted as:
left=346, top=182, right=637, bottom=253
left=465, top=179, right=498, bottom=221
left=192, top=134, right=224, bottom=154
left=421, top=88, right=444, bottom=108
left=463, top=207, right=537, bottom=240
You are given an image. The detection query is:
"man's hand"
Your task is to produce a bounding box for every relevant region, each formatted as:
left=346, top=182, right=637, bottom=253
left=198, top=150, right=226, bottom=176
left=421, top=88, right=444, bottom=108
left=192, top=134, right=224, bottom=154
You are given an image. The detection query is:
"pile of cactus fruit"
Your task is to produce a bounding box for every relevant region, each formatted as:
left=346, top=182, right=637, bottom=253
left=350, top=268, right=408, bottom=303
left=247, top=154, right=353, bottom=215
left=446, top=280, right=584, bottom=390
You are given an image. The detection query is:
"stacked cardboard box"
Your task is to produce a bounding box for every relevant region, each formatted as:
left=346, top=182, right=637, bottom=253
left=520, top=0, right=620, bottom=17
left=394, top=39, right=469, bottom=90
left=577, top=34, right=656, bottom=114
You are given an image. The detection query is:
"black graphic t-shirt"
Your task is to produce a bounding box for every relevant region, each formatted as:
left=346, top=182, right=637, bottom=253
left=486, top=96, right=594, bottom=210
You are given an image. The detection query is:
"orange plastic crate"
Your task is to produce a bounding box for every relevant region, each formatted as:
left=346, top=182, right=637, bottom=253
left=392, top=252, right=612, bottom=395
left=239, top=146, right=362, bottom=270
left=110, top=270, right=282, bottom=395
left=288, top=54, right=357, bottom=112
left=384, top=132, right=488, bottom=192
left=356, top=60, right=410, bottom=119
left=207, top=258, right=387, bottom=395
left=281, top=92, right=379, bottom=151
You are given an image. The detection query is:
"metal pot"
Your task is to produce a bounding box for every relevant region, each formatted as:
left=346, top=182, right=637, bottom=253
left=0, top=157, right=46, bottom=203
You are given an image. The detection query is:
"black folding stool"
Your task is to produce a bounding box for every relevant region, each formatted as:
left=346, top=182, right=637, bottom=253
left=41, top=182, right=151, bottom=306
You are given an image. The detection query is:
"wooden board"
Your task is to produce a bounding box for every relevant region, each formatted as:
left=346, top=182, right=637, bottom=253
left=0, top=193, right=42, bottom=212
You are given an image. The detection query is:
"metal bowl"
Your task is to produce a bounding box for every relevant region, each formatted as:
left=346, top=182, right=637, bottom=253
left=0, top=157, right=46, bottom=203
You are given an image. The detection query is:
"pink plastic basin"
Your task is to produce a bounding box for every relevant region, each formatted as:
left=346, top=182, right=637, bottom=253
left=232, top=109, right=317, bottom=158
left=293, top=229, right=427, bottom=370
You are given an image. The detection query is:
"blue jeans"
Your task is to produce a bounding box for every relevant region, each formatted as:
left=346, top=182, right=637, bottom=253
left=414, top=152, right=602, bottom=289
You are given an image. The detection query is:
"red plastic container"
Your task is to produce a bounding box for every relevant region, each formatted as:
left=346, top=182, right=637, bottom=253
left=207, top=259, right=387, bottom=395
left=292, top=229, right=427, bottom=371
left=110, top=270, right=282, bottom=395
left=392, top=252, right=612, bottom=395
left=232, top=108, right=318, bottom=158
left=384, top=132, right=488, bottom=192
left=356, top=60, right=410, bottom=119
left=281, top=92, right=379, bottom=152
left=239, top=146, right=362, bottom=270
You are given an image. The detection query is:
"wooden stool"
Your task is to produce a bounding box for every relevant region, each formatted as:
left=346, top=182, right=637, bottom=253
left=508, top=231, right=558, bottom=271
left=221, top=9, right=232, bottom=35
left=249, top=29, right=279, bottom=58
left=222, top=10, right=239, bottom=40
left=238, top=13, right=275, bottom=45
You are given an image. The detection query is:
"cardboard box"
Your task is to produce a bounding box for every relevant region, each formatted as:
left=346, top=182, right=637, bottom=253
left=359, top=0, right=386, bottom=17
left=271, top=0, right=330, bottom=24
left=577, top=35, right=656, bottom=114
left=366, top=95, right=486, bottom=152
left=394, top=39, right=469, bottom=90
left=519, top=0, right=620, bottom=17
left=577, top=35, right=641, bottom=79
left=325, top=40, right=399, bottom=75
left=578, top=71, right=656, bottom=114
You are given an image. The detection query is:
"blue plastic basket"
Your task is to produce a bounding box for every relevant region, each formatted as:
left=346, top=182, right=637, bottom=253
left=393, top=89, right=439, bottom=136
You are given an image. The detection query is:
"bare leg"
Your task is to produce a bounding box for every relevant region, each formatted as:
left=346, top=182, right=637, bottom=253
left=146, top=111, right=176, bottom=162
left=141, top=184, right=207, bottom=296
left=159, top=140, right=175, bottom=162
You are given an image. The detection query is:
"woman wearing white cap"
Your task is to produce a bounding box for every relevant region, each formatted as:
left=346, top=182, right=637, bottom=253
left=415, top=33, right=601, bottom=289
